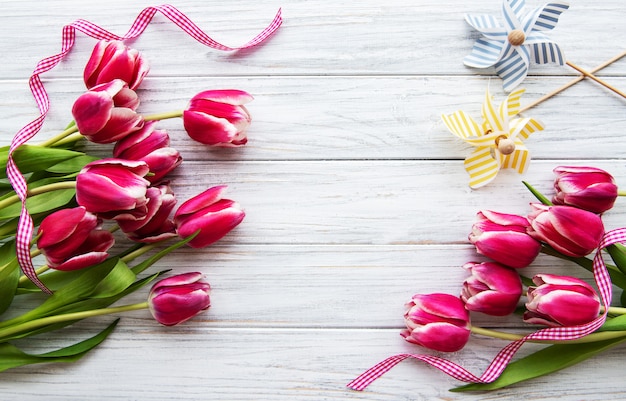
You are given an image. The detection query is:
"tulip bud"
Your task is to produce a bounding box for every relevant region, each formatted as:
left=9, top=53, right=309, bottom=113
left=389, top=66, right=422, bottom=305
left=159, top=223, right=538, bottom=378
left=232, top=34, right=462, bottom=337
left=113, top=121, right=183, bottom=184
left=37, top=206, right=115, bottom=271
left=461, top=261, right=522, bottom=316
left=116, top=184, right=178, bottom=243
left=72, top=79, right=143, bottom=144
left=524, top=273, right=600, bottom=327
left=183, top=89, right=253, bottom=146
left=174, top=185, right=245, bottom=248
left=148, top=272, right=211, bottom=326
left=527, top=203, right=604, bottom=257
left=469, top=210, right=541, bottom=268
left=552, top=166, right=618, bottom=214
left=84, top=40, right=150, bottom=90
left=76, top=158, right=151, bottom=220
left=400, top=293, right=471, bottom=352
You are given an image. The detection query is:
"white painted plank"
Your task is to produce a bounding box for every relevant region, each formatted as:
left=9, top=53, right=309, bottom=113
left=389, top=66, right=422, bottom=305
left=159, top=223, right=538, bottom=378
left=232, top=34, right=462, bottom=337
left=0, top=0, right=624, bottom=79
left=2, top=76, right=626, bottom=160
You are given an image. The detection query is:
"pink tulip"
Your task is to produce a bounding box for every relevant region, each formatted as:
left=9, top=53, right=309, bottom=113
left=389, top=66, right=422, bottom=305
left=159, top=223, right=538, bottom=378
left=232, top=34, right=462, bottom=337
left=148, top=272, right=211, bottom=326
left=469, top=210, right=541, bottom=268
left=116, top=184, right=178, bottom=243
left=527, top=203, right=604, bottom=257
left=524, top=273, right=600, bottom=327
left=183, top=89, right=252, bottom=146
left=174, top=185, right=245, bottom=248
left=76, top=159, right=150, bottom=220
left=37, top=206, right=115, bottom=271
left=552, top=166, right=618, bottom=214
left=461, top=262, right=522, bottom=316
left=400, top=293, right=471, bottom=352
left=113, top=121, right=183, bottom=184
left=72, top=79, right=143, bottom=144
left=84, top=40, right=149, bottom=90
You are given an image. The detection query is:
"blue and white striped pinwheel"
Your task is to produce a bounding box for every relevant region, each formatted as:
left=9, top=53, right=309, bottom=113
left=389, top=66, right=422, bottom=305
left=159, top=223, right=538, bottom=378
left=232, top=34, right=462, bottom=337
left=464, top=0, right=570, bottom=92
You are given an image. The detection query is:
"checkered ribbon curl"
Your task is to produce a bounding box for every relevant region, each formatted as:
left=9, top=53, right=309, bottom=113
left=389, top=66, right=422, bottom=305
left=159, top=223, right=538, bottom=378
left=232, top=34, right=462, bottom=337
left=8, top=4, right=282, bottom=293
left=348, top=227, right=626, bottom=390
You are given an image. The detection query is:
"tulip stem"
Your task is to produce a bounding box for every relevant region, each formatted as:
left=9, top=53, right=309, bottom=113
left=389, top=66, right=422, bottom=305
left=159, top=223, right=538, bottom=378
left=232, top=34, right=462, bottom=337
left=0, top=302, right=149, bottom=342
left=144, top=110, right=184, bottom=122
left=470, top=325, right=626, bottom=344
left=37, top=125, right=80, bottom=148
left=0, top=181, right=77, bottom=211
left=17, top=265, right=50, bottom=286
left=121, top=242, right=166, bottom=263
left=618, top=190, right=626, bottom=197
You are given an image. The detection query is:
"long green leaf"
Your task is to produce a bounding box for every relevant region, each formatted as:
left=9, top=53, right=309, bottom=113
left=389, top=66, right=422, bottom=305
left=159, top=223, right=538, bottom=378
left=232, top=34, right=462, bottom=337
left=0, top=241, right=19, bottom=315
left=0, top=319, right=118, bottom=373
left=131, top=232, right=198, bottom=275
left=0, top=189, right=76, bottom=219
left=607, top=244, right=626, bottom=276
left=451, top=336, right=626, bottom=391
left=0, top=145, right=86, bottom=179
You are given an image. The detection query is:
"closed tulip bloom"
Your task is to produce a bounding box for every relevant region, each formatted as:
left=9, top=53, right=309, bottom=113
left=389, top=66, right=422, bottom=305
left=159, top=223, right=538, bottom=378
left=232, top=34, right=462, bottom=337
left=37, top=206, right=115, bottom=271
left=469, top=210, right=541, bottom=268
left=72, top=79, right=143, bottom=144
left=148, top=272, right=211, bottom=326
left=116, top=184, right=178, bottom=243
left=400, top=293, right=471, bottom=352
left=552, top=166, right=618, bottom=214
left=113, top=121, right=183, bottom=184
left=76, top=159, right=150, bottom=220
left=183, top=89, right=252, bottom=146
left=461, top=262, right=522, bottom=316
left=174, top=185, right=245, bottom=248
left=84, top=40, right=149, bottom=90
left=527, top=203, right=604, bottom=257
left=524, top=273, right=600, bottom=327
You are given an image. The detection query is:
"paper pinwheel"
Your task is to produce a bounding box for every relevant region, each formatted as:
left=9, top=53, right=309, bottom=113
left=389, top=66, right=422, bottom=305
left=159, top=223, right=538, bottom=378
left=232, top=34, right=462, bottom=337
left=442, top=88, right=544, bottom=188
left=464, top=0, right=569, bottom=92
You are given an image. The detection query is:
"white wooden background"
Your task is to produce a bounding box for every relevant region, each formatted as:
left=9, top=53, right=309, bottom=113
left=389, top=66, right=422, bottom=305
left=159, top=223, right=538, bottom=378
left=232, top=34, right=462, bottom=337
left=1, top=1, right=626, bottom=400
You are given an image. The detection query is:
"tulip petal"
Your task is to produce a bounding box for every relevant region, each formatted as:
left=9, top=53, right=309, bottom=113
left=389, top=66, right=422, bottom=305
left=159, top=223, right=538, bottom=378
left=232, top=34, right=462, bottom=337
left=183, top=110, right=239, bottom=145
left=72, top=91, right=113, bottom=134
left=191, top=89, right=254, bottom=105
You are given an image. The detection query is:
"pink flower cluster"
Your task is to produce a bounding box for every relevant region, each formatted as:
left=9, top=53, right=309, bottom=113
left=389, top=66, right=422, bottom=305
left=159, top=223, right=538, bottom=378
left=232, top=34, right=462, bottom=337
left=35, top=40, right=254, bottom=325
left=402, top=166, right=617, bottom=352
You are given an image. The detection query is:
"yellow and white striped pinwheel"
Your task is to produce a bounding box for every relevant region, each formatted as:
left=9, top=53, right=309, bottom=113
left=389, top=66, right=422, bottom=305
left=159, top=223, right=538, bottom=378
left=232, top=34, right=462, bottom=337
left=442, top=88, right=544, bottom=189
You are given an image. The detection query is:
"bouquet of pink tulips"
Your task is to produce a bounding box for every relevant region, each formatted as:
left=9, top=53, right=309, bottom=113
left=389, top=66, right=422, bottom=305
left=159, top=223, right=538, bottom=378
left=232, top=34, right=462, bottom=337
left=350, top=165, right=626, bottom=391
left=0, top=39, right=252, bottom=372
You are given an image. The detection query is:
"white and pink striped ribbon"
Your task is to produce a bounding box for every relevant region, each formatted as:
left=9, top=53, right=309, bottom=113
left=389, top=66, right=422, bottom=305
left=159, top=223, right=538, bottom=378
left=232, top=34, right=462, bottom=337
left=8, top=4, right=282, bottom=293
left=348, top=227, right=625, bottom=390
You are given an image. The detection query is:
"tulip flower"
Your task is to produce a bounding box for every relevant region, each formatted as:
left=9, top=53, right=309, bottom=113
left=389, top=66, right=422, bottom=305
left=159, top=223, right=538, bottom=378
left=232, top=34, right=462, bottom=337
left=113, top=121, right=183, bottom=184
left=84, top=40, right=150, bottom=90
left=183, top=89, right=252, bottom=146
left=174, top=185, right=245, bottom=248
left=469, top=210, right=541, bottom=268
left=527, top=203, right=604, bottom=258
left=400, top=293, right=471, bottom=352
left=461, top=262, right=522, bottom=316
left=116, top=184, right=178, bottom=243
left=148, top=272, right=211, bottom=326
left=36, top=206, right=115, bottom=271
left=524, top=273, right=601, bottom=327
left=76, top=158, right=151, bottom=220
left=72, top=79, right=144, bottom=144
left=552, top=166, right=618, bottom=214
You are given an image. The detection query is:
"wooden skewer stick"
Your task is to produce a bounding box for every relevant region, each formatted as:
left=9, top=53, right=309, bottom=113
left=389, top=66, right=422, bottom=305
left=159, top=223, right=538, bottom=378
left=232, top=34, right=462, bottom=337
left=519, top=50, right=626, bottom=114
left=566, top=60, right=626, bottom=98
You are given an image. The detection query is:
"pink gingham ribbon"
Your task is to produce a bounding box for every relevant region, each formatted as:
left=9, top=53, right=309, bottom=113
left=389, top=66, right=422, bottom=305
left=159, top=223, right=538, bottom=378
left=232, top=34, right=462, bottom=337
left=8, top=4, right=282, bottom=293
left=348, top=227, right=626, bottom=390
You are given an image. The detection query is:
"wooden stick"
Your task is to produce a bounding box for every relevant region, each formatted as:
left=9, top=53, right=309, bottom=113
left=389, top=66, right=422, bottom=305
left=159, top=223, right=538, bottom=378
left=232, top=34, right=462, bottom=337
left=519, top=50, right=626, bottom=114
left=566, top=60, right=626, bottom=98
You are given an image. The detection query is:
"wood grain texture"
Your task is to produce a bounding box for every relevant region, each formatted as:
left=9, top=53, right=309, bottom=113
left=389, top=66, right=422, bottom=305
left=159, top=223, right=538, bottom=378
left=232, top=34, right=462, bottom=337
left=0, top=0, right=625, bottom=399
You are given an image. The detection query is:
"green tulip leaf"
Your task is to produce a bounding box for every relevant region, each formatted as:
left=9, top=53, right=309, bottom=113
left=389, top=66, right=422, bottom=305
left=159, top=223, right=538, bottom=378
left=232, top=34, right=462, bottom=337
left=0, top=319, right=118, bottom=373
left=607, top=244, right=626, bottom=276
left=0, top=241, right=19, bottom=315
left=0, top=189, right=76, bottom=220
left=451, top=336, right=626, bottom=392
left=598, top=314, right=626, bottom=332
left=522, top=181, right=553, bottom=206
left=91, top=259, right=136, bottom=299
left=130, top=232, right=198, bottom=275
left=46, top=154, right=98, bottom=174
left=0, top=145, right=87, bottom=179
